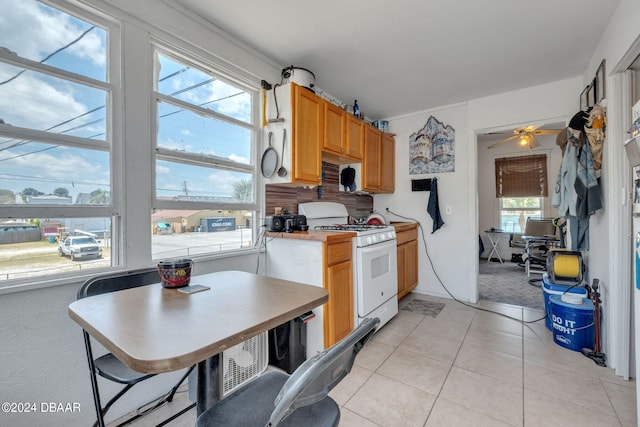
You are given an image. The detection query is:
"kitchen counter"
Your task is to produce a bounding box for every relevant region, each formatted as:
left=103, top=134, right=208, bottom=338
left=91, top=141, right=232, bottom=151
left=391, top=221, right=419, bottom=233
left=265, top=230, right=355, bottom=242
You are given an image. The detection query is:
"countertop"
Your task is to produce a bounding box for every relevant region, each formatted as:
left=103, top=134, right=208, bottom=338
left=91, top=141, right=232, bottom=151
left=391, top=222, right=419, bottom=232
left=265, top=230, right=355, bottom=242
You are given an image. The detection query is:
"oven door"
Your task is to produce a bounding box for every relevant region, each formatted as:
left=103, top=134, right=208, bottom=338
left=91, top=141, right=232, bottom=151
left=355, top=239, right=398, bottom=317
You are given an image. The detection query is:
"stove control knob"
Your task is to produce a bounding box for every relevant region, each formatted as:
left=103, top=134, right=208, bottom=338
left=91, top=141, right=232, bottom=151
left=388, top=231, right=394, bottom=239
left=366, top=236, right=372, bottom=245
left=380, top=234, right=385, bottom=241
left=371, top=235, right=377, bottom=243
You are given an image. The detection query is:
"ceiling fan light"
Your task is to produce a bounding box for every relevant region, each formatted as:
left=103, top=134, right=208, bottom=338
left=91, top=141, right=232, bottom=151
left=519, top=135, right=528, bottom=146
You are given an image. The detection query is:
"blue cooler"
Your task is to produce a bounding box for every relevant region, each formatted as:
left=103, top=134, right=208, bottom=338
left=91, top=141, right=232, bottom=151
left=542, top=274, right=588, bottom=330
left=548, top=295, right=594, bottom=352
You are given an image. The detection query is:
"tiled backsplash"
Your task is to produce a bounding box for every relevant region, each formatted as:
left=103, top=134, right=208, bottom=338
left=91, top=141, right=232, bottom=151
left=265, top=162, right=373, bottom=217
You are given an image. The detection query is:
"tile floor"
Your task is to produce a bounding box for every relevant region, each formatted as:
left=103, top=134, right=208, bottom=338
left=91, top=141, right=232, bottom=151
left=110, top=294, right=637, bottom=427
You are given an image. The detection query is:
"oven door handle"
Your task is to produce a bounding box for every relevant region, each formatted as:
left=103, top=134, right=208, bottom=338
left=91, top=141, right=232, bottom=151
left=357, top=238, right=397, bottom=254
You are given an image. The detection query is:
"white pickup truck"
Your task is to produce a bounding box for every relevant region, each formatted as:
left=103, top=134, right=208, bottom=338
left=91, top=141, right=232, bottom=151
left=58, top=236, right=102, bottom=261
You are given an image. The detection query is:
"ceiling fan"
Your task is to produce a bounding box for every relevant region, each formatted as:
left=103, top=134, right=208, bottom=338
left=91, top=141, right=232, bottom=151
left=487, top=125, right=562, bottom=149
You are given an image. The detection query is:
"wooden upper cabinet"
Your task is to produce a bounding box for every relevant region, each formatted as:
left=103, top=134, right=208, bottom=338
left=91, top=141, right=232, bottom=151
left=291, top=84, right=322, bottom=184
left=322, top=102, right=363, bottom=163
left=345, top=115, right=364, bottom=160
left=362, top=125, right=394, bottom=193
left=323, top=101, right=346, bottom=155
left=362, top=125, right=382, bottom=191
left=380, top=133, right=395, bottom=193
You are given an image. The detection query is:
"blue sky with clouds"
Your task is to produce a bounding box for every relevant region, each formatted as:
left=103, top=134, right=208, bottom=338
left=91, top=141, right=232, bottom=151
left=0, top=0, right=254, bottom=203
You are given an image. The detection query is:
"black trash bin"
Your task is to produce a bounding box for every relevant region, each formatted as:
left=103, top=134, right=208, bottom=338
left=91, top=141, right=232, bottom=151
left=268, top=311, right=314, bottom=373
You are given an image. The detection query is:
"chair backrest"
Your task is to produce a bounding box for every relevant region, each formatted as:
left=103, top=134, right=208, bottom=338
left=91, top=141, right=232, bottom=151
left=77, top=267, right=160, bottom=299
left=523, top=217, right=556, bottom=237
left=268, top=317, right=380, bottom=426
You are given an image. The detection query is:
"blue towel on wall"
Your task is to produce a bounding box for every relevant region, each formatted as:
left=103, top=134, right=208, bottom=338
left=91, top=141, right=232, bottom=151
left=427, top=178, right=444, bottom=233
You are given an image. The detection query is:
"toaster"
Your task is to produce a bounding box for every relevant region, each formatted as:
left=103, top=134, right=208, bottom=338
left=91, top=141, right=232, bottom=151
left=266, top=214, right=307, bottom=232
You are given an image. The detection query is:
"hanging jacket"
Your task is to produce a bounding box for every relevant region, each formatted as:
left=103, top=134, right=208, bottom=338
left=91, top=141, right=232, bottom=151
left=574, top=141, right=602, bottom=219
left=552, top=142, right=578, bottom=217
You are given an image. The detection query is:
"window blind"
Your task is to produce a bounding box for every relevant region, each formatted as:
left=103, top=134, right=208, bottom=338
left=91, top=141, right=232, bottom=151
left=495, top=154, right=548, bottom=197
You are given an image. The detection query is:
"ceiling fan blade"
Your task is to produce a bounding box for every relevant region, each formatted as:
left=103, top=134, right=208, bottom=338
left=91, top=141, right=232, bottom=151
left=533, top=129, right=563, bottom=135
left=529, top=136, right=541, bottom=148
left=521, top=125, right=539, bottom=133
left=487, top=135, right=518, bottom=149
left=485, top=130, right=515, bottom=135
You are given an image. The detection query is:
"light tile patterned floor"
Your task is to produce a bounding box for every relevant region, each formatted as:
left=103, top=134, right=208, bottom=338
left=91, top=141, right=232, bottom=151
left=109, top=294, right=636, bottom=426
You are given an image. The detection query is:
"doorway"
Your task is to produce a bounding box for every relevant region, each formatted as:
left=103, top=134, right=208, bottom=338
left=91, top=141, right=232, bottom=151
left=476, top=121, right=565, bottom=309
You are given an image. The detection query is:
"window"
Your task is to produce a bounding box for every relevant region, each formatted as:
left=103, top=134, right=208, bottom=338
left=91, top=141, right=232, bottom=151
left=495, top=154, right=548, bottom=232
left=151, top=49, right=258, bottom=259
left=0, top=1, right=117, bottom=283
left=499, top=197, right=543, bottom=233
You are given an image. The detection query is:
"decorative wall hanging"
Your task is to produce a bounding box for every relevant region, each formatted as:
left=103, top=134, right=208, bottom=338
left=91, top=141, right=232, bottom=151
left=595, top=59, right=606, bottom=103
left=409, top=115, right=455, bottom=174
left=585, top=102, right=607, bottom=177
left=579, top=59, right=606, bottom=110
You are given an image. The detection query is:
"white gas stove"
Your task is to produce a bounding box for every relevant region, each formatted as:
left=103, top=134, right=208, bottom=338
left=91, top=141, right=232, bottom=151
left=312, top=224, right=396, bottom=248
left=299, top=202, right=398, bottom=330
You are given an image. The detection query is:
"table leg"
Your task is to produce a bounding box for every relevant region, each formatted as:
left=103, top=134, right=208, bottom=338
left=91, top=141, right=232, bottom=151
left=485, top=233, right=503, bottom=263
left=524, top=240, right=531, bottom=276
left=196, top=354, right=223, bottom=416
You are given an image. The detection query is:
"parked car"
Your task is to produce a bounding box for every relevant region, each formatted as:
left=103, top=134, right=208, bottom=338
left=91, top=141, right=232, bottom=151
left=58, top=236, right=102, bottom=261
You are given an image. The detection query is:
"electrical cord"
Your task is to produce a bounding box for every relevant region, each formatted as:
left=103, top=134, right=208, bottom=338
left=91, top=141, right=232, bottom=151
left=386, top=208, right=547, bottom=325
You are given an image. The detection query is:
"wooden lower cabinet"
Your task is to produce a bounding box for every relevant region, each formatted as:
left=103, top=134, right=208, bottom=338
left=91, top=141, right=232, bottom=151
left=325, top=260, right=353, bottom=345
left=323, top=239, right=354, bottom=347
left=395, top=224, right=419, bottom=299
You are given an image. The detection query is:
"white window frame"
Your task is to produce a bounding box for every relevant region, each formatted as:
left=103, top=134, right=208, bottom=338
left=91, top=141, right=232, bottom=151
left=0, top=1, right=122, bottom=288
left=497, top=197, right=544, bottom=233
left=150, top=45, right=260, bottom=257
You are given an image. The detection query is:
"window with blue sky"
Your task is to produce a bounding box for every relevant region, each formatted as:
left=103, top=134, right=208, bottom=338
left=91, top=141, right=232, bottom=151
left=0, top=0, right=260, bottom=285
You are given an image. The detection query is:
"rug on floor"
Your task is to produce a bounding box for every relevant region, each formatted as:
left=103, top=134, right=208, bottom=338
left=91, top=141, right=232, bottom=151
left=401, top=299, right=445, bottom=317
left=479, top=259, right=544, bottom=310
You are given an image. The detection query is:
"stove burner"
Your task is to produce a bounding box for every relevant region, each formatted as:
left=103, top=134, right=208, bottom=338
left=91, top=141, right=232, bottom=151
left=314, top=224, right=388, bottom=232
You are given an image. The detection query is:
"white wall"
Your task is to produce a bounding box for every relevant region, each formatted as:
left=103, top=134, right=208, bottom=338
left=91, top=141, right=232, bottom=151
left=377, top=77, right=581, bottom=302
left=580, top=0, right=640, bottom=396
left=376, top=103, right=474, bottom=301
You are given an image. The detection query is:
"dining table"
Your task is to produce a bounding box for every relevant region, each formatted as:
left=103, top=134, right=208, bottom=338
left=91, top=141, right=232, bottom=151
left=68, top=270, right=329, bottom=415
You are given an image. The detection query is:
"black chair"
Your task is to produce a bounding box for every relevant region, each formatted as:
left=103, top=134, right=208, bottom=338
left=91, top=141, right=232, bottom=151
left=196, top=317, right=381, bottom=427
left=77, top=268, right=195, bottom=427
left=509, top=217, right=558, bottom=273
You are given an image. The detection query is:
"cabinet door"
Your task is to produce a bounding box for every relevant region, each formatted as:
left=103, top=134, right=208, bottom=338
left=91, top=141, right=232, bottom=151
left=397, top=243, right=408, bottom=299
left=292, top=84, right=322, bottom=184
left=323, top=101, right=345, bottom=155
left=405, top=239, right=418, bottom=293
left=325, top=260, right=354, bottom=347
left=345, top=115, right=364, bottom=160
left=362, top=125, right=382, bottom=191
left=380, top=133, right=395, bottom=193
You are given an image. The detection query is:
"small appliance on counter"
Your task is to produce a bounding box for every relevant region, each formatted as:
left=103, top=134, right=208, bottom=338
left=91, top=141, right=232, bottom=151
left=265, top=214, right=307, bottom=232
